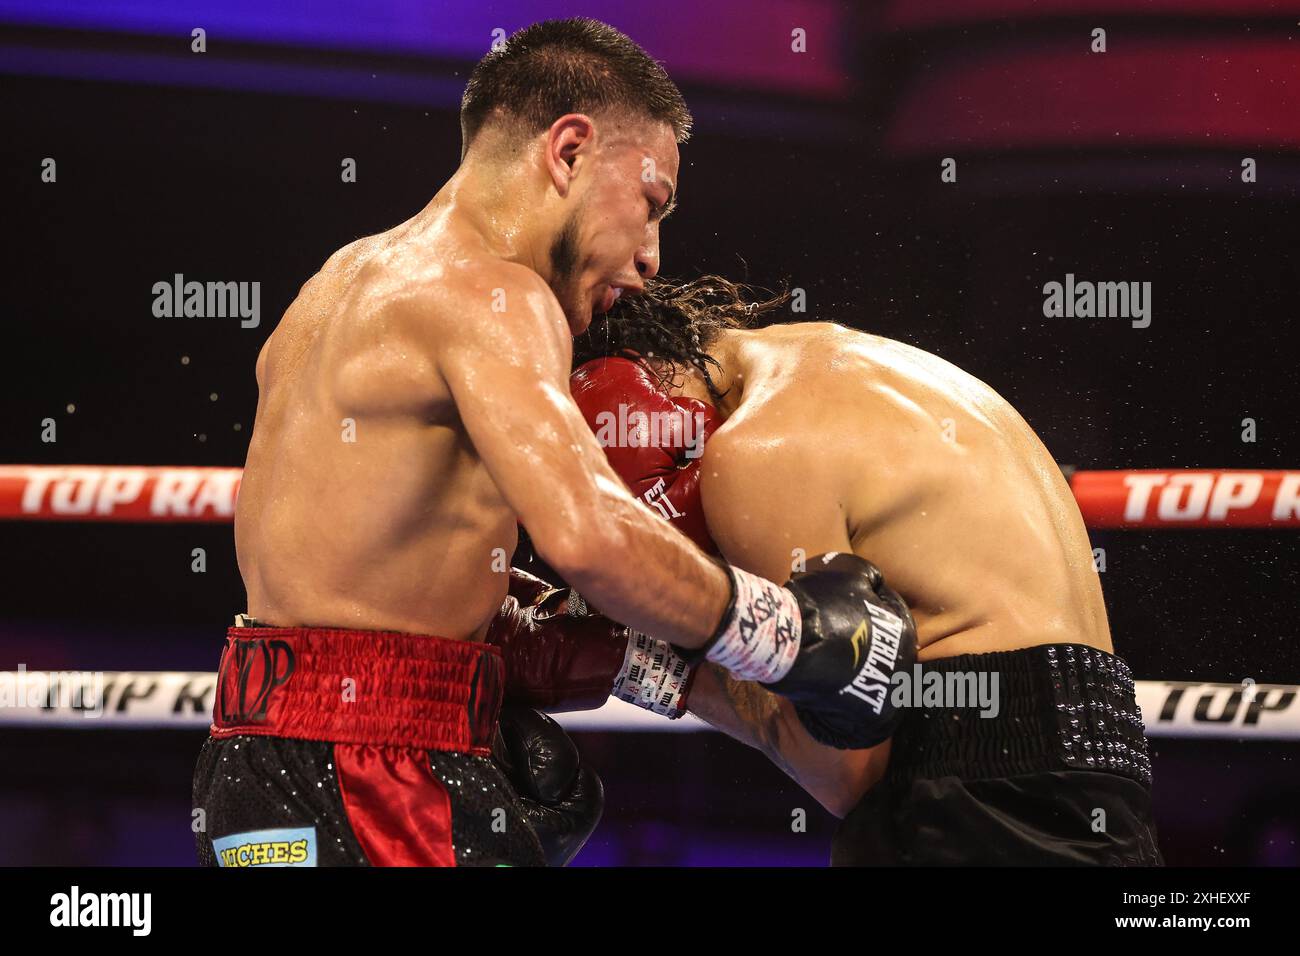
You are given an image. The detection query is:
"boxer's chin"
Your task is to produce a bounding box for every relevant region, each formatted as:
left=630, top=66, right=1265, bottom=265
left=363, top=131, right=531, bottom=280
left=552, top=288, right=591, bottom=335
left=567, top=298, right=593, bottom=335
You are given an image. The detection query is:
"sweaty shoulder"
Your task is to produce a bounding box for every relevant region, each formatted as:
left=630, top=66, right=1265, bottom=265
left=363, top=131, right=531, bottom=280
left=726, top=323, right=939, bottom=432
left=714, top=322, right=1017, bottom=496
left=450, top=258, right=565, bottom=335
left=328, top=254, right=561, bottom=405
left=767, top=322, right=1008, bottom=427
left=386, top=257, right=565, bottom=356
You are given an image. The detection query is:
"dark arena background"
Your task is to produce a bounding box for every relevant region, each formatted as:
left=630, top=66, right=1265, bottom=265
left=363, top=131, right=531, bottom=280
left=2, top=0, right=1299, bottom=871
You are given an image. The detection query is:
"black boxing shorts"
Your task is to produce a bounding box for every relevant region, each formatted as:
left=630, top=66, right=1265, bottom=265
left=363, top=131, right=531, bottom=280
left=192, top=620, right=545, bottom=867
left=832, top=643, right=1163, bottom=866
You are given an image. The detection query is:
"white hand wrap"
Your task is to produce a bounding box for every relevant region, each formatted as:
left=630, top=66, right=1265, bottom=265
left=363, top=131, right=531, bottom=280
left=706, top=566, right=801, bottom=683
left=612, top=631, right=693, bottom=718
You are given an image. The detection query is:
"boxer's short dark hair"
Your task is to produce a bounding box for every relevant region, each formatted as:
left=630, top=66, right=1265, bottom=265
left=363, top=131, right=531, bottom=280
left=575, top=276, right=790, bottom=403
left=460, top=18, right=692, bottom=153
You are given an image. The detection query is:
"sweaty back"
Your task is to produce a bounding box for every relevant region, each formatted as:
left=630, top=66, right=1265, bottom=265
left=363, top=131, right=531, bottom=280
left=234, top=231, right=517, bottom=640
left=698, top=323, right=1110, bottom=659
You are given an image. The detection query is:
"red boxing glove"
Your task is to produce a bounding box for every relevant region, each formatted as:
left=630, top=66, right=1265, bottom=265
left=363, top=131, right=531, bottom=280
left=486, top=568, right=696, bottom=717
left=571, top=357, right=721, bottom=553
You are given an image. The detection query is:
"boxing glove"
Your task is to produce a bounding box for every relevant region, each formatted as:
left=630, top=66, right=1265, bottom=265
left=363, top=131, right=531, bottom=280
left=765, top=553, right=918, bottom=749
left=691, top=553, right=918, bottom=749
left=486, top=568, right=696, bottom=718
left=493, top=706, right=603, bottom=866
left=571, top=357, right=721, bottom=552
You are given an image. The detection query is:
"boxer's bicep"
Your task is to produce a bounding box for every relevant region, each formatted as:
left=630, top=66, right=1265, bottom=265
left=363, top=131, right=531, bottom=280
left=432, top=276, right=618, bottom=558
left=432, top=281, right=731, bottom=646
left=700, top=432, right=853, bottom=583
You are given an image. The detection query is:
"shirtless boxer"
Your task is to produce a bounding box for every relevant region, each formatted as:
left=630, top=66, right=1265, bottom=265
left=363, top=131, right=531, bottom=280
left=192, top=21, right=914, bottom=867
left=511, top=276, right=1161, bottom=865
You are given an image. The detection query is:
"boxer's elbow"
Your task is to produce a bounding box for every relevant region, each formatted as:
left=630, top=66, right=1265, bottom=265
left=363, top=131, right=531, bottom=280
left=529, top=529, right=590, bottom=581
left=814, top=742, right=891, bottom=818
left=763, top=744, right=869, bottom=819
left=773, top=706, right=888, bottom=818
left=816, top=780, right=873, bottom=819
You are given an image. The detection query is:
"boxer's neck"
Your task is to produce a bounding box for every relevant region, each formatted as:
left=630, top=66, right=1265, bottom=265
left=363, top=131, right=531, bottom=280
left=410, top=157, right=557, bottom=280
left=669, top=330, right=747, bottom=418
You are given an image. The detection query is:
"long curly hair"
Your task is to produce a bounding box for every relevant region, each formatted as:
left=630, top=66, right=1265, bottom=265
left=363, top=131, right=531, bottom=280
left=573, top=275, right=790, bottom=402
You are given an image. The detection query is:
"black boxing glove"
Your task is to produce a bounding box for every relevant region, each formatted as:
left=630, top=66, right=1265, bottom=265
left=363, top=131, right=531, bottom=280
left=765, top=553, right=917, bottom=749
left=493, top=706, right=604, bottom=866
left=687, top=553, right=916, bottom=750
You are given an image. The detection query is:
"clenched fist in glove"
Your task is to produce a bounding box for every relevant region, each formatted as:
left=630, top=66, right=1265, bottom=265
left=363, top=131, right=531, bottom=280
left=571, top=357, right=721, bottom=553
left=763, top=553, right=918, bottom=749
left=493, top=706, right=603, bottom=867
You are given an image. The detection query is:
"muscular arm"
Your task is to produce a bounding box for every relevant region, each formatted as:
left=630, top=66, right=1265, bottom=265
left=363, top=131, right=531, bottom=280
left=688, top=664, right=889, bottom=817
left=432, top=265, right=729, bottom=647
left=686, top=428, right=890, bottom=814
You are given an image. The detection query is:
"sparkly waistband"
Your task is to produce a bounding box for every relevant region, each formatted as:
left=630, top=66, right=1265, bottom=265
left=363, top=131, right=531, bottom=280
left=886, top=644, right=1153, bottom=787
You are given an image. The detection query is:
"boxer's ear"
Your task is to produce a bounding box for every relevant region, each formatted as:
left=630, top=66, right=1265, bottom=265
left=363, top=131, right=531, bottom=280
left=545, top=113, right=596, bottom=190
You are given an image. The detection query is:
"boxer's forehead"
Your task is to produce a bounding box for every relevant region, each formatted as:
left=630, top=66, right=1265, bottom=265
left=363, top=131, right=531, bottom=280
left=603, top=117, right=681, bottom=183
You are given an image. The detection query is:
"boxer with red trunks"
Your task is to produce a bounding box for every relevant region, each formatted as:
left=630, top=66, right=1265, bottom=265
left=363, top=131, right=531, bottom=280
left=193, top=22, right=916, bottom=867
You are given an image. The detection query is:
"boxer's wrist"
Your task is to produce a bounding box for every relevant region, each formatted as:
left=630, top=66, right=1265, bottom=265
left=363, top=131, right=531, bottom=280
left=611, top=631, right=694, bottom=718
left=696, top=565, right=802, bottom=684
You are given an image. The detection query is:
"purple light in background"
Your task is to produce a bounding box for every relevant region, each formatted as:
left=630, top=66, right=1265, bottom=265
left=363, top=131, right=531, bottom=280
left=574, top=822, right=831, bottom=867
left=0, top=40, right=467, bottom=106
left=0, top=0, right=852, bottom=97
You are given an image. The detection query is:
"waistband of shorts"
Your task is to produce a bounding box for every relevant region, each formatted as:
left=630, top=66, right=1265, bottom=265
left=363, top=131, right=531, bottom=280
left=210, top=624, right=504, bottom=755
left=886, top=643, right=1153, bottom=787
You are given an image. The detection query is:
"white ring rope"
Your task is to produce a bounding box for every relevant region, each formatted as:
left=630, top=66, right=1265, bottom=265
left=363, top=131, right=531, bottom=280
left=0, top=671, right=1295, bottom=739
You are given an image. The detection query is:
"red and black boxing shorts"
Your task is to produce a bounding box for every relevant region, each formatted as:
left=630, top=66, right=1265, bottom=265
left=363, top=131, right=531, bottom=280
left=192, top=621, right=545, bottom=867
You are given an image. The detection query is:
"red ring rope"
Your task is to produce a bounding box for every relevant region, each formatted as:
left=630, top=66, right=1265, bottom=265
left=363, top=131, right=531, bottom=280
left=1, top=465, right=1297, bottom=528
